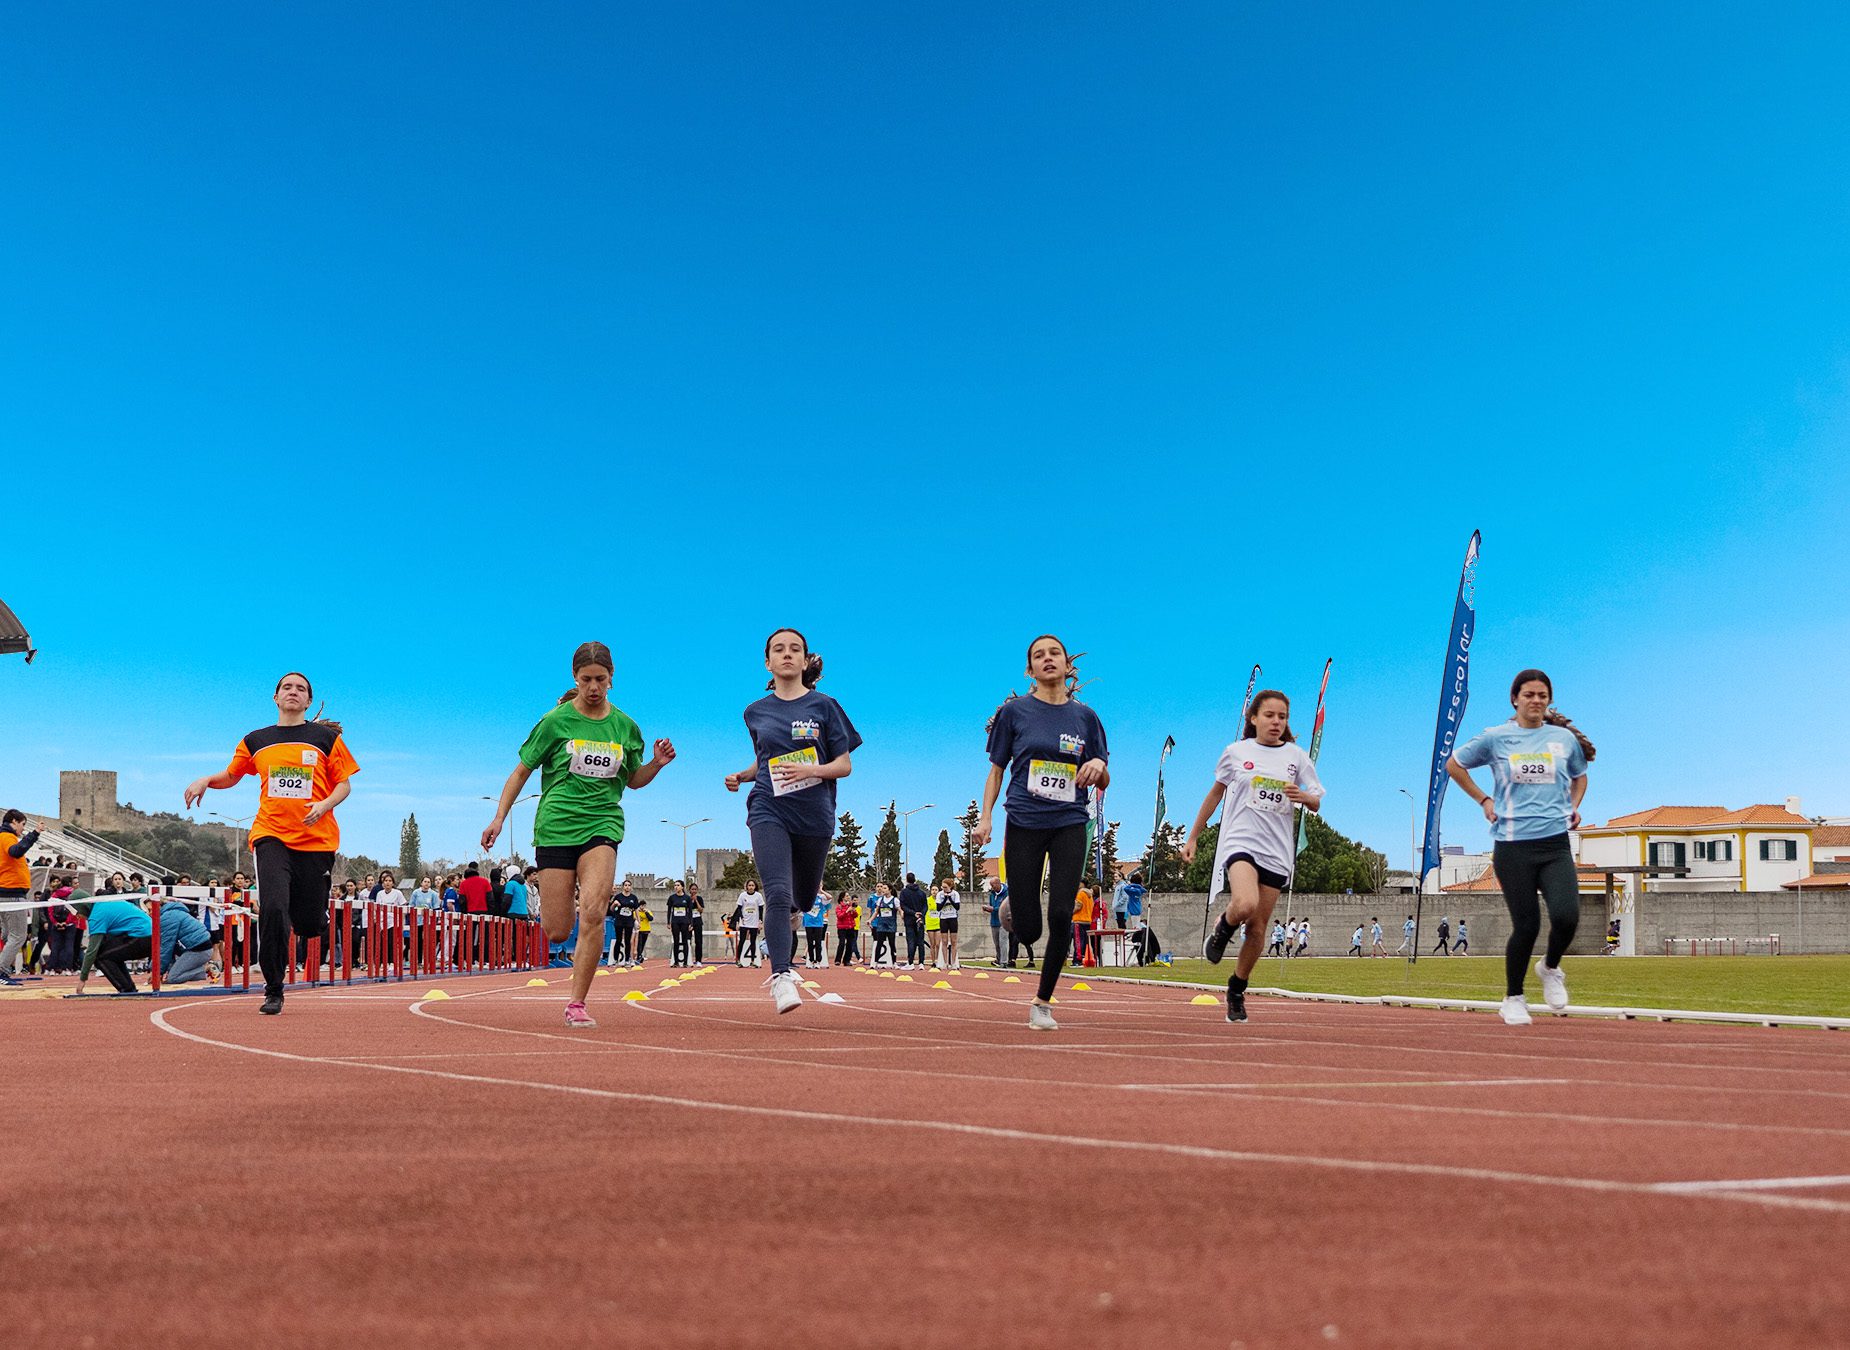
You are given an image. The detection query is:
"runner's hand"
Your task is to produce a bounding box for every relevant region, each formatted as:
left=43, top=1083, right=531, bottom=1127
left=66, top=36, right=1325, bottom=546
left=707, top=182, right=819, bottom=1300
left=1076, top=758, right=1107, bottom=789
left=184, top=778, right=210, bottom=809
left=724, top=773, right=745, bottom=793
left=480, top=818, right=503, bottom=851
left=303, top=799, right=332, bottom=826
left=652, top=738, right=677, bottom=765
left=1479, top=798, right=1497, bottom=824
left=771, top=760, right=819, bottom=789
left=1180, top=838, right=1197, bottom=864
left=1283, top=787, right=1316, bottom=805
left=972, top=816, right=992, bottom=848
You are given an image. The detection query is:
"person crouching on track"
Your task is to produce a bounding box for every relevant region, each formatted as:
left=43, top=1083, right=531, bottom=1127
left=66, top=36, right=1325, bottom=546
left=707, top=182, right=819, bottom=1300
left=74, top=895, right=153, bottom=995
left=159, top=897, right=217, bottom=984
left=1182, top=689, right=1326, bottom=1024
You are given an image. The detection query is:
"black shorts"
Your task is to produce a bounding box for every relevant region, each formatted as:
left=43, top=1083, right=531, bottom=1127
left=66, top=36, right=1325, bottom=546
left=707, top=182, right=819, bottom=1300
left=1224, top=852, right=1290, bottom=892
left=534, top=837, right=620, bottom=872
left=940, top=917, right=959, bottom=934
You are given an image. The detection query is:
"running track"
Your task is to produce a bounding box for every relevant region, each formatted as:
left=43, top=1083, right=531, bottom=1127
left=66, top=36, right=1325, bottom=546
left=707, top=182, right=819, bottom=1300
left=10, top=963, right=1850, bottom=1348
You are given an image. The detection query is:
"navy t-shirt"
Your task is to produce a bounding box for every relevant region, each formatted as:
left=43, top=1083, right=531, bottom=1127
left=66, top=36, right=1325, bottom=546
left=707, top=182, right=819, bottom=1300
left=986, top=695, right=1108, bottom=830
left=744, top=689, right=863, bottom=837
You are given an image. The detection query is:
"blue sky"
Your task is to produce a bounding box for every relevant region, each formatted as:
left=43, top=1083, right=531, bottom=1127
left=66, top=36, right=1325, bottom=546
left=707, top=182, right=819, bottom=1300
left=6, top=2, right=1849, bottom=876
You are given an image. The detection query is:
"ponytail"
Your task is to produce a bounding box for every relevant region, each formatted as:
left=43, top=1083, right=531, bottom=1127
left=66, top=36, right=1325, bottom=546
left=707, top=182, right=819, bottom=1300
left=561, top=640, right=616, bottom=703
left=1543, top=709, right=1597, bottom=763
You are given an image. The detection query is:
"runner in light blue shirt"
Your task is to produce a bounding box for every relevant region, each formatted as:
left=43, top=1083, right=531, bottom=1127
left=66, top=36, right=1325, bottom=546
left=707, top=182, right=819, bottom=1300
left=1447, top=668, right=1596, bottom=1026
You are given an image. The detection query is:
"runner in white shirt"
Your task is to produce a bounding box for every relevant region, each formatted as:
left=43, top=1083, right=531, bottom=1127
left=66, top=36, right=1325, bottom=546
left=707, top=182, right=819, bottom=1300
left=935, top=880, right=961, bottom=970
left=736, top=883, right=765, bottom=966
left=1396, top=915, right=1415, bottom=955
left=1370, top=917, right=1386, bottom=957
left=1182, top=689, right=1325, bottom=1023
left=1349, top=924, right=1364, bottom=956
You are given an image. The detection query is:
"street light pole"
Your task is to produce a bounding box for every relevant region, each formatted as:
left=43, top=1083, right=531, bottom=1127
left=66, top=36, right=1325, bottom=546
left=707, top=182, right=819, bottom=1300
left=662, top=817, right=712, bottom=887
left=1397, top=789, right=1418, bottom=891
left=209, top=811, right=253, bottom=868
left=480, top=793, right=539, bottom=866
left=899, top=803, right=936, bottom=880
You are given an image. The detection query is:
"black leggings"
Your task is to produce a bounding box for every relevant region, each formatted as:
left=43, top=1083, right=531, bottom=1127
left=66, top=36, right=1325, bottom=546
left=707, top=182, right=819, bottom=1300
left=253, top=839, right=334, bottom=998
left=671, top=921, right=693, bottom=964
left=873, top=931, right=895, bottom=963
left=805, top=929, right=825, bottom=962
left=747, top=819, right=831, bottom=976
left=1492, top=833, right=1580, bottom=997
left=1002, top=821, right=1087, bottom=1003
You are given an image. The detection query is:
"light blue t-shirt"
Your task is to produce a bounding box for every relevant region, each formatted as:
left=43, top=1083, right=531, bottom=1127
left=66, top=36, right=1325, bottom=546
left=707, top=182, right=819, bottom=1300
left=505, top=878, right=529, bottom=917
left=802, top=898, right=828, bottom=929
left=87, top=899, right=154, bottom=940
left=1454, top=719, right=1588, bottom=842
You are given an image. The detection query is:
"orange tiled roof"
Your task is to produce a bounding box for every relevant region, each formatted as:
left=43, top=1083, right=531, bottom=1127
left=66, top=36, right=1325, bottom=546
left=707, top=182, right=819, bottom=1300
left=1593, top=805, right=1813, bottom=830
left=1444, top=864, right=1608, bottom=893
left=1782, top=873, right=1850, bottom=890
left=1812, top=826, right=1850, bottom=847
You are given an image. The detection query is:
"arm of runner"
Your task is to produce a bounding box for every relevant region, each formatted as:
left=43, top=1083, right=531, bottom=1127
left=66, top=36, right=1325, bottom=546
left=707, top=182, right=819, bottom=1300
left=627, top=738, right=677, bottom=790
left=1569, top=772, right=1589, bottom=829
left=724, top=762, right=758, bottom=792
left=770, top=750, right=851, bottom=791
left=482, top=762, right=537, bottom=849
left=303, top=777, right=351, bottom=827
left=1180, top=778, right=1224, bottom=864
left=1445, top=756, right=1495, bottom=823
left=183, top=770, right=242, bottom=809
left=1076, top=757, right=1109, bottom=789
left=973, top=764, right=1005, bottom=847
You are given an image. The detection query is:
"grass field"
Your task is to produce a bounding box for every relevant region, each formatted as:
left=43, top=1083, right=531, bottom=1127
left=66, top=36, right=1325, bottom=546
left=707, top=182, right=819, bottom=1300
left=1083, top=954, right=1850, bottom=1018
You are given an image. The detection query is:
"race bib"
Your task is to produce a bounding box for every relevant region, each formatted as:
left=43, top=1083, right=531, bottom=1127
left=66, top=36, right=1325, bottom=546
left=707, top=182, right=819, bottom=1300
left=1251, top=776, right=1293, bottom=815
left=769, top=746, right=819, bottom=796
left=569, top=739, right=622, bottom=779
left=267, top=764, right=313, bottom=800
left=1028, top=759, right=1078, bottom=803
left=1509, top=751, right=1556, bottom=785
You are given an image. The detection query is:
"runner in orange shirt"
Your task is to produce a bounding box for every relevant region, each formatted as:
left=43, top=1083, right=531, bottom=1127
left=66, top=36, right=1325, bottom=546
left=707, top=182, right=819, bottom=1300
left=186, top=672, right=359, bottom=1016
left=1072, top=882, right=1096, bottom=966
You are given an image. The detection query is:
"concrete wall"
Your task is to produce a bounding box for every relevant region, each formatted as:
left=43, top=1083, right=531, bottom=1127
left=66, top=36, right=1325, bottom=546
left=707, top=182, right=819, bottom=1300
left=951, top=889, right=1850, bottom=959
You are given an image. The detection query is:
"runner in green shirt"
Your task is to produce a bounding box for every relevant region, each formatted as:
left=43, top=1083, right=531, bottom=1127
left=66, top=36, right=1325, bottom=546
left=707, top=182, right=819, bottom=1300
left=482, top=641, right=675, bottom=1027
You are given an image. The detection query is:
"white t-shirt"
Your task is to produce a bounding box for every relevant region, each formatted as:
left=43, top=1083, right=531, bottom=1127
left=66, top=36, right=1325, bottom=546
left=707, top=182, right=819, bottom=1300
left=1207, top=737, right=1325, bottom=902
left=738, top=893, right=764, bottom=928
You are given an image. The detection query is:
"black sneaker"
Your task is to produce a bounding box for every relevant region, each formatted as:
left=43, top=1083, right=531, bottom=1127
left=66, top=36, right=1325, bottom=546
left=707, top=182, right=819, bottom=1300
left=259, top=995, right=283, bottom=1016
left=1203, top=917, right=1235, bottom=965
left=1226, top=977, right=1247, bottom=1023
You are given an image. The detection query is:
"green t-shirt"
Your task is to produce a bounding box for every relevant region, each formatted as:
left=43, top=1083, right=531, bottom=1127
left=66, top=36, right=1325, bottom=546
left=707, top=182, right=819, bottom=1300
left=518, top=702, right=645, bottom=848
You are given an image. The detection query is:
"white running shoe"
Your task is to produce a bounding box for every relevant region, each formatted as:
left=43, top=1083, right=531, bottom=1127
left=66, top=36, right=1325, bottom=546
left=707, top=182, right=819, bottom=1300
left=1499, top=995, right=1533, bottom=1026
left=1028, top=1001, right=1057, bottom=1032
left=1535, top=960, right=1568, bottom=1010
left=769, top=971, right=803, bottom=1015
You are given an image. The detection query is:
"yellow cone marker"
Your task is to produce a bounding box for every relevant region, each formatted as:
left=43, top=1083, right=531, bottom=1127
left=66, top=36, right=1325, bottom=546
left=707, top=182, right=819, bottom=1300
left=658, top=979, right=679, bottom=988
left=802, top=981, right=820, bottom=990
left=879, top=971, right=896, bottom=979
left=932, top=980, right=952, bottom=989
left=421, top=989, right=450, bottom=1001
left=622, top=990, right=649, bottom=1002
left=896, top=974, right=913, bottom=982
left=1003, top=975, right=1021, bottom=984
left=1071, top=982, right=1092, bottom=992
left=595, top=969, right=610, bottom=977
left=973, top=972, right=990, bottom=980
left=526, top=978, right=549, bottom=987
left=1190, top=994, right=1219, bottom=1005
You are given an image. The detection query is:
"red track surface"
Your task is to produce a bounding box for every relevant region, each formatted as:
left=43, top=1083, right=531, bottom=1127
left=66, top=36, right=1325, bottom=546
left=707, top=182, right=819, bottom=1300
left=10, top=963, right=1850, bottom=1348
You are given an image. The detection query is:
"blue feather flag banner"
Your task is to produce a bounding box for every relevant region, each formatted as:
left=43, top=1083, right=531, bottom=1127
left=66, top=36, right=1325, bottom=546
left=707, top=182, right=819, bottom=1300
left=1149, top=735, right=1175, bottom=870
left=1296, top=659, right=1332, bottom=856
left=1419, top=532, right=1481, bottom=885
left=1240, top=664, right=1261, bottom=724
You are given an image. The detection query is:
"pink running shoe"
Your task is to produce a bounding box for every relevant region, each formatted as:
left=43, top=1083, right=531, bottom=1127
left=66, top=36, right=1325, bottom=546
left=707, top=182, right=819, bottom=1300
left=564, top=1000, right=597, bottom=1029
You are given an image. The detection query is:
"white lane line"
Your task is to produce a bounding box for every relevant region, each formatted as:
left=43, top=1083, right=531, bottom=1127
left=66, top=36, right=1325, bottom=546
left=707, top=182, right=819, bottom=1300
left=1650, top=1175, right=1850, bottom=1194
left=1120, top=1078, right=1574, bottom=1091
left=145, top=1001, right=1850, bottom=1218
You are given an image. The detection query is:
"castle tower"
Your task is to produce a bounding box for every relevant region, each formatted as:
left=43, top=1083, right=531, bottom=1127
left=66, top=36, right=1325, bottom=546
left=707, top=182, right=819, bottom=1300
left=59, top=770, right=123, bottom=831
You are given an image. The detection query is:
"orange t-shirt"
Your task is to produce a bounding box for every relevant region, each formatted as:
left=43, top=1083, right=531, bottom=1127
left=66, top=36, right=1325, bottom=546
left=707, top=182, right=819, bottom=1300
left=1073, top=888, right=1095, bottom=925
left=226, top=721, right=359, bottom=853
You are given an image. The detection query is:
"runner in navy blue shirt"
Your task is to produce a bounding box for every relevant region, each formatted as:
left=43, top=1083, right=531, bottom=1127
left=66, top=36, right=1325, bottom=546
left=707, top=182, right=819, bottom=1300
left=974, top=635, right=1109, bottom=1031
left=725, top=628, right=862, bottom=1014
